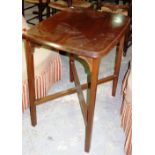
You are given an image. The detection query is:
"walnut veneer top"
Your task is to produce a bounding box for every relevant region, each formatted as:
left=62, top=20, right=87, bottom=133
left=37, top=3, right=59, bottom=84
left=25, top=8, right=130, bottom=58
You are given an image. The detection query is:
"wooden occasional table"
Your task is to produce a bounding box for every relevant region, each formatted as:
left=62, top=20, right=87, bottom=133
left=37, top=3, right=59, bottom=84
left=23, top=8, right=130, bottom=152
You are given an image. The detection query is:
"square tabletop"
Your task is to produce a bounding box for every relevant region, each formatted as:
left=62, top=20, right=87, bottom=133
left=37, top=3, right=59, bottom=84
left=25, top=8, right=130, bottom=58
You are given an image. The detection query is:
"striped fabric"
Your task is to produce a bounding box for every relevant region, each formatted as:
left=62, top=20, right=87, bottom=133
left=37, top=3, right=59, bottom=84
left=22, top=52, right=62, bottom=112
left=22, top=16, right=62, bottom=112
left=121, top=100, right=132, bottom=155
left=121, top=68, right=132, bottom=155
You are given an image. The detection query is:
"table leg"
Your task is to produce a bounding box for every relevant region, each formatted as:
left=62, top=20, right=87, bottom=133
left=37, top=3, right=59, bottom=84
left=46, top=0, right=50, bottom=18
left=85, top=58, right=100, bottom=152
left=22, top=0, right=25, bottom=16
left=96, top=0, right=101, bottom=10
left=38, top=0, right=43, bottom=22
left=25, top=40, right=37, bottom=126
left=69, top=54, right=74, bottom=82
left=115, top=0, right=120, bottom=4
left=112, top=36, right=125, bottom=96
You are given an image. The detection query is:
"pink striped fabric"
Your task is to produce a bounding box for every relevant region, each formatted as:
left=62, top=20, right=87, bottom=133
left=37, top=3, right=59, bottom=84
left=121, top=101, right=132, bottom=155
left=121, top=68, right=132, bottom=155
left=22, top=54, right=62, bottom=112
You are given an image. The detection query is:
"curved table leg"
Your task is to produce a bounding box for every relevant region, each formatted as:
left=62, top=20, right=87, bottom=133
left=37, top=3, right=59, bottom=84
left=69, top=55, right=101, bottom=152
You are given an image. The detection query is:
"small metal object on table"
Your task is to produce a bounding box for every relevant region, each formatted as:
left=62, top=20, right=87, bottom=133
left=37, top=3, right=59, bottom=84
left=23, top=8, right=130, bottom=152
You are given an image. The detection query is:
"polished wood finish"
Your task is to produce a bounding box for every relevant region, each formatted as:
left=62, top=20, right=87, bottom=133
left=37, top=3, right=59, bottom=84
left=71, top=56, right=88, bottom=126
left=24, top=8, right=130, bottom=152
left=69, top=54, right=74, bottom=82
left=25, top=8, right=130, bottom=58
left=24, top=40, right=37, bottom=126
left=112, top=35, right=125, bottom=96
left=100, top=1, right=132, bottom=56
left=34, top=75, right=116, bottom=105
left=123, top=1, right=132, bottom=56
left=85, top=58, right=100, bottom=152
